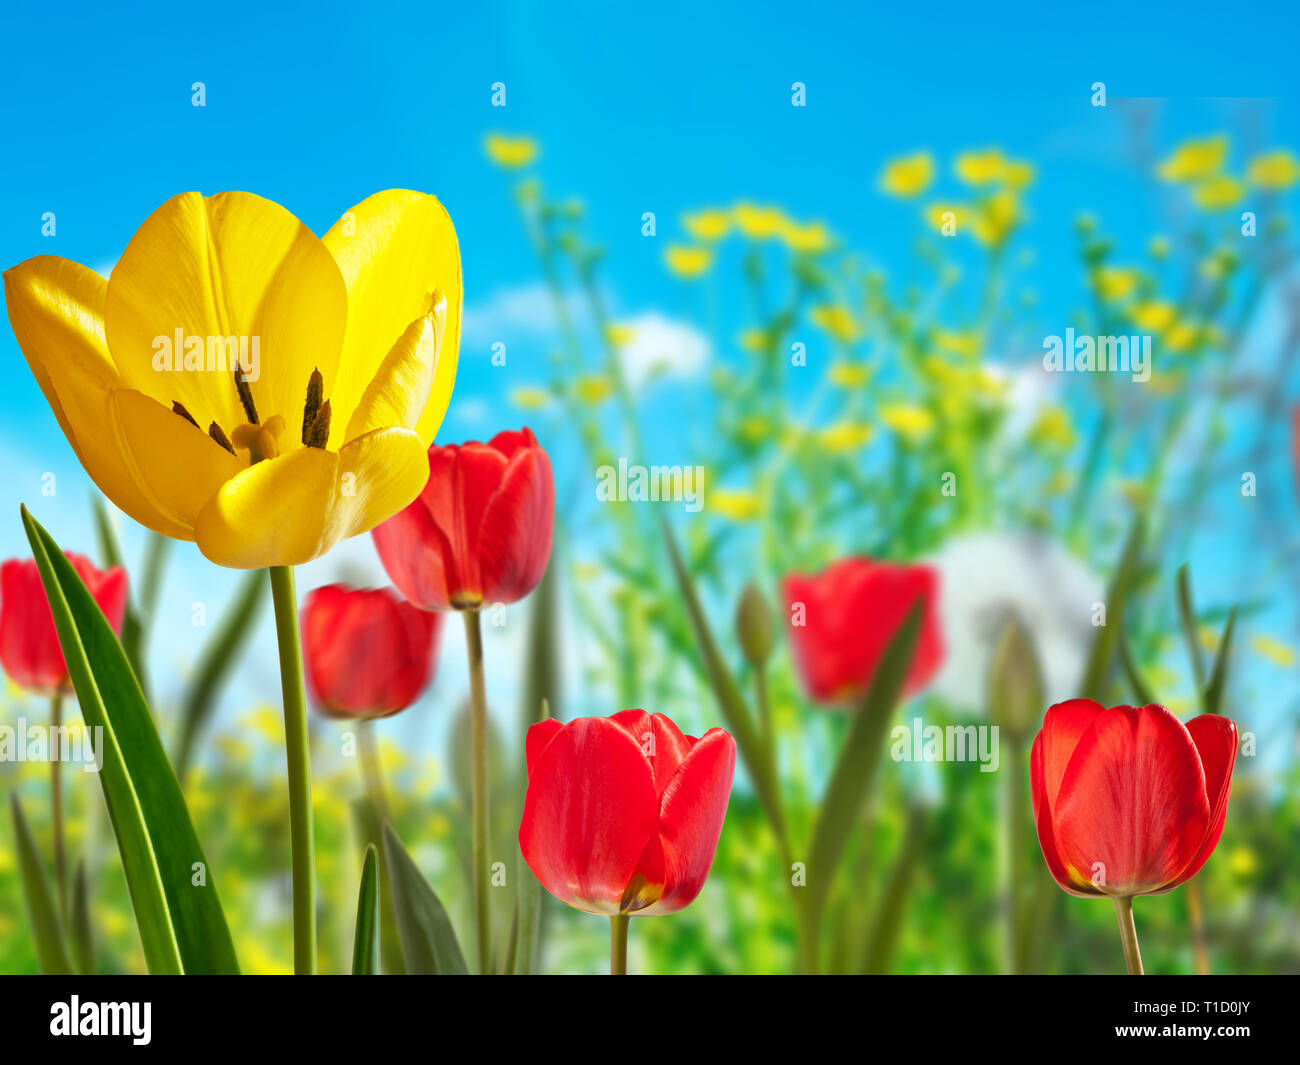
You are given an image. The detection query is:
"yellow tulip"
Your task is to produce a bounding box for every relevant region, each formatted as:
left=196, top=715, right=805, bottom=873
left=1247, top=149, right=1300, bottom=189
left=879, top=152, right=934, bottom=198
left=4, top=189, right=460, bottom=569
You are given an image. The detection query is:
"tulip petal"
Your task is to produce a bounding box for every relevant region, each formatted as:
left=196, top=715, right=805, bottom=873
left=323, top=191, right=461, bottom=447
left=104, top=191, right=347, bottom=436
left=519, top=717, right=658, bottom=915
left=524, top=719, right=564, bottom=777
left=1030, top=729, right=1101, bottom=896
left=1176, top=714, right=1238, bottom=886
left=194, top=426, right=428, bottom=568
left=1037, top=698, right=1106, bottom=810
left=610, top=710, right=693, bottom=797
left=3, top=256, right=189, bottom=538
left=634, top=728, right=737, bottom=915
left=475, top=444, right=556, bottom=605
left=344, top=293, right=446, bottom=443
left=1053, top=704, right=1210, bottom=896
left=110, top=389, right=243, bottom=533
left=371, top=486, right=457, bottom=610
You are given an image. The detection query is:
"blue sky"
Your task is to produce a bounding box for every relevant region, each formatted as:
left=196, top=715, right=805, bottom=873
left=1, top=0, right=1298, bottom=773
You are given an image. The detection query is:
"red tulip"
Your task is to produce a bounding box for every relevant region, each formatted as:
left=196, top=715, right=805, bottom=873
left=0, top=554, right=128, bottom=694
left=301, top=584, right=442, bottom=719
left=783, top=557, right=943, bottom=706
left=1031, top=699, right=1237, bottom=897
left=519, top=710, right=736, bottom=916
left=372, top=427, right=554, bottom=611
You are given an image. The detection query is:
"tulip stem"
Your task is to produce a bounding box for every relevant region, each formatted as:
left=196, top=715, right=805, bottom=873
left=357, top=720, right=389, bottom=817
left=50, top=693, right=67, bottom=924
left=1114, top=896, right=1144, bottom=975
left=269, top=565, right=316, bottom=975
left=610, top=914, right=630, bottom=975
left=463, top=610, right=492, bottom=974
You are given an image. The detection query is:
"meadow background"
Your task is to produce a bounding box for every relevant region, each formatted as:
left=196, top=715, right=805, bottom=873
left=1, top=0, right=1299, bottom=974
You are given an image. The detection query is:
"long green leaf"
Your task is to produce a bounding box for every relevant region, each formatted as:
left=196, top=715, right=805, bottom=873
left=1176, top=564, right=1207, bottom=693
left=1078, top=517, right=1145, bottom=700
left=382, top=821, right=468, bottom=975
left=91, top=497, right=148, bottom=697
left=9, top=793, right=74, bottom=974
left=1118, top=631, right=1157, bottom=707
left=21, top=505, right=239, bottom=974
left=350, top=796, right=405, bottom=974
left=352, top=845, right=380, bottom=975
left=805, top=602, right=923, bottom=935
left=174, top=569, right=267, bottom=778
left=1203, top=607, right=1237, bottom=716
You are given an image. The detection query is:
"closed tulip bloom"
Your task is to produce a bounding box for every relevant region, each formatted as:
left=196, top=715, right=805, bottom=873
left=301, top=584, right=442, bottom=719
left=4, top=189, right=461, bottom=568
left=1031, top=699, right=1237, bottom=898
left=783, top=557, right=943, bottom=706
left=372, top=428, right=554, bottom=611
left=519, top=710, right=736, bottom=916
left=0, top=554, right=128, bottom=693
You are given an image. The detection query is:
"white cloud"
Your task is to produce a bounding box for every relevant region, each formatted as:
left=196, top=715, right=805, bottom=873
left=615, top=311, right=710, bottom=389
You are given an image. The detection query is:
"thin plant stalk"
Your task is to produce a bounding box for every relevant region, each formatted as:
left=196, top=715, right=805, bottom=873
left=357, top=720, right=389, bottom=818
left=50, top=692, right=67, bottom=923
left=1113, top=896, right=1144, bottom=976
left=610, top=914, right=629, bottom=976
left=463, top=610, right=492, bottom=974
left=269, top=565, right=316, bottom=975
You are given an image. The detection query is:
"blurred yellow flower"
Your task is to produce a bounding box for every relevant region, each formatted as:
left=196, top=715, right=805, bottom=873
left=933, top=329, right=981, bottom=359
left=1227, top=845, right=1258, bottom=878
left=511, top=386, right=551, bottom=410
left=1247, top=149, right=1300, bottom=189
left=780, top=219, right=832, bottom=254
left=1192, top=175, right=1244, bottom=210
left=1028, top=406, right=1077, bottom=450
left=828, top=362, right=870, bottom=388
left=605, top=323, right=636, bottom=347
left=683, top=208, right=732, bottom=241
left=810, top=304, right=861, bottom=343
left=485, top=133, right=539, bottom=169
left=737, top=415, right=773, bottom=443
left=738, top=328, right=768, bottom=353
left=732, top=202, right=787, bottom=240
left=1157, top=136, right=1227, bottom=182
left=1149, top=236, right=1171, bottom=259
left=972, top=190, right=1021, bottom=247
left=819, top=421, right=874, bottom=452
left=1094, top=266, right=1139, bottom=302
left=1131, top=301, right=1176, bottom=332
left=925, top=202, right=967, bottom=235
left=575, top=375, right=612, bottom=403
left=1165, top=321, right=1202, bottom=353
left=879, top=152, right=934, bottom=198
left=665, top=244, right=714, bottom=278
left=879, top=403, right=935, bottom=442
left=955, top=149, right=1008, bottom=185
left=710, top=488, right=762, bottom=522
left=242, top=706, right=282, bottom=746
left=1251, top=634, right=1295, bottom=668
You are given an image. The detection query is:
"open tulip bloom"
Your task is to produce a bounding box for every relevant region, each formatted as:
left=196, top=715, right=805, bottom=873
left=1030, top=699, right=1238, bottom=974
left=4, top=188, right=462, bottom=974
left=519, top=710, right=737, bottom=974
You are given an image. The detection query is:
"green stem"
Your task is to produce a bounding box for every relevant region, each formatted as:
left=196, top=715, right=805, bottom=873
left=357, top=720, right=389, bottom=818
left=269, top=566, right=316, bottom=975
left=610, top=914, right=629, bottom=975
left=754, top=664, right=774, bottom=755
left=463, top=610, right=492, bottom=974
left=1114, top=896, right=1144, bottom=975
left=1005, top=734, right=1025, bottom=974
left=50, top=692, right=67, bottom=924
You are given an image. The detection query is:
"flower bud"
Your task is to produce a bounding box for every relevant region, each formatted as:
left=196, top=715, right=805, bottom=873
left=734, top=581, right=775, bottom=667
left=987, top=614, right=1044, bottom=739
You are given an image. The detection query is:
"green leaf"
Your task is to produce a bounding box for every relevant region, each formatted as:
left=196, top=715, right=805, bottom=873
left=1203, top=608, right=1237, bottom=716
left=350, top=796, right=405, bottom=975
left=1118, top=631, right=1157, bottom=707
left=173, top=569, right=267, bottom=779
left=805, top=602, right=923, bottom=935
left=21, top=505, right=239, bottom=974
left=662, top=519, right=789, bottom=852
left=352, top=845, right=380, bottom=975
left=91, top=497, right=147, bottom=697
left=1176, top=564, right=1207, bottom=693
left=382, top=821, right=469, bottom=975
left=10, top=794, right=75, bottom=974
left=70, top=858, right=94, bottom=975
left=1078, top=517, right=1145, bottom=700
left=860, top=804, right=926, bottom=973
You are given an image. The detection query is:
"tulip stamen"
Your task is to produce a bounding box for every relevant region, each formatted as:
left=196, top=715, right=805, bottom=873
left=305, top=399, right=331, bottom=449
left=234, top=364, right=259, bottom=425
left=619, top=873, right=664, bottom=914
left=301, top=368, right=324, bottom=445
left=208, top=422, right=236, bottom=455
left=171, top=401, right=200, bottom=429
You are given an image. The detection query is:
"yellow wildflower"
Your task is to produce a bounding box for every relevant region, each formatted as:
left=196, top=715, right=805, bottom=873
left=933, top=330, right=981, bottom=359
left=955, top=149, right=1010, bottom=185
left=1247, top=149, right=1300, bottom=189
left=1131, top=301, right=1177, bottom=333
left=731, top=203, right=787, bottom=240
left=1028, top=406, right=1077, bottom=450
left=738, top=329, right=768, bottom=353
left=1094, top=267, right=1139, bottom=302
left=879, top=152, right=934, bottom=198
left=1157, top=136, right=1227, bottom=182
left=664, top=244, right=713, bottom=278
left=780, top=219, right=832, bottom=254
left=575, top=375, right=612, bottom=404
left=879, top=403, right=935, bottom=442
left=605, top=323, right=636, bottom=347
left=809, top=304, right=861, bottom=343
left=925, top=202, right=967, bottom=236
left=972, top=190, right=1021, bottom=247
left=484, top=134, right=539, bottom=169
left=710, top=489, right=762, bottom=522
left=1251, top=634, right=1295, bottom=668
left=1192, top=175, right=1244, bottom=210
left=683, top=208, right=732, bottom=241
left=1227, top=846, right=1257, bottom=878
left=818, top=421, right=874, bottom=452
left=828, top=362, right=870, bottom=388
left=511, top=386, right=551, bottom=410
